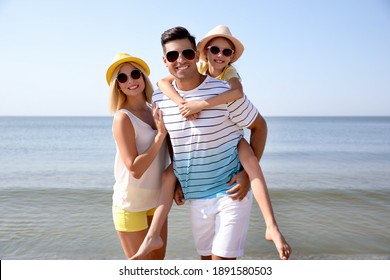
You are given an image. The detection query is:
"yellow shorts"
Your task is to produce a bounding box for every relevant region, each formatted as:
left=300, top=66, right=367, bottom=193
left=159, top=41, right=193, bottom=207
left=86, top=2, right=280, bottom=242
left=112, top=205, right=155, bottom=232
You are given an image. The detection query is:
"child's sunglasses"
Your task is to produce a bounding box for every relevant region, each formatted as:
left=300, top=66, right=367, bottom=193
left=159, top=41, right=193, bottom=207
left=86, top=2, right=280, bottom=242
left=207, top=46, right=235, bottom=57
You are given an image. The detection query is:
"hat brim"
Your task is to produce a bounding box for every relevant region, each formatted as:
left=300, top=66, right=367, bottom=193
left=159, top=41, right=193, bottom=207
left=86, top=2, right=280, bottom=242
left=197, top=34, right=244, bottom=63
left=106, top=56, right=150, bottom=85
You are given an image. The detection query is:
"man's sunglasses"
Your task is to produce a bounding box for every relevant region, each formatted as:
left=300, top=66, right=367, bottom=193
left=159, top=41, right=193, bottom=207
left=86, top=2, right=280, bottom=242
left=207, top=46, right=235, bottom=57
left=165, top=49, right=196, bottom=63
left=117, top=69, right=142, bottom=83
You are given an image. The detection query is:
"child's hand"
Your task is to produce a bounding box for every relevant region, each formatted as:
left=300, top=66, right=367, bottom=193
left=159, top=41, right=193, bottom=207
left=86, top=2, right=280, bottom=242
left=179, top=101, right=206, bottom=120
left=183, top=113, right=200, bottom=121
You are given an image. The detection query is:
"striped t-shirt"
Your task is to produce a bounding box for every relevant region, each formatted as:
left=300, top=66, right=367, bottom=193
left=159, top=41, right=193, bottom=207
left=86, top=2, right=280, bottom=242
left=152, top=75, right=258, bottom=200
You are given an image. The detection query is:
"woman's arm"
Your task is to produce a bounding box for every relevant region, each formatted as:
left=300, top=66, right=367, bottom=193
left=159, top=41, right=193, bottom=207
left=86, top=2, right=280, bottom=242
left=113, top=108, right=167, bottom=179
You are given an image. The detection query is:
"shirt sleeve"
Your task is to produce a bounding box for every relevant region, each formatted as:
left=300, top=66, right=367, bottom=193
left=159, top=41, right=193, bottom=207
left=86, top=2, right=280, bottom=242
left=222, top=65, right=241, bottom=82
left=227, top=94, right=258, bottom=128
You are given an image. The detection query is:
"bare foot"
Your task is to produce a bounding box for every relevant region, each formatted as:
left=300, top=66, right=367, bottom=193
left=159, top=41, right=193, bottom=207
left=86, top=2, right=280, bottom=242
left=130, top=235, right=164, bottom=260
left=265, top=227, right=292, bottom=260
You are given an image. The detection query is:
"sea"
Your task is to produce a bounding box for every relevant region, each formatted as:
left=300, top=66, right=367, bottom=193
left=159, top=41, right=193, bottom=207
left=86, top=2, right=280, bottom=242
left=0, top=116, right=389, bottom=260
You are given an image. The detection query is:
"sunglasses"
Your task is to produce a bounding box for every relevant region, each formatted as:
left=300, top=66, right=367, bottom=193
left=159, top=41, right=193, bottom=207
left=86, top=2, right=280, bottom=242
left=117, top=69, right=142, bottom=83
left=207, top=46, right=235, bottom=57
left=165, top=49, right=196, bottom=63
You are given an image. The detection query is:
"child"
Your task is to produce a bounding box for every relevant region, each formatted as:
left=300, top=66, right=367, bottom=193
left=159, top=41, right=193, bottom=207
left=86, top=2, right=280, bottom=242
left=132, top=26, right=291, bottom=260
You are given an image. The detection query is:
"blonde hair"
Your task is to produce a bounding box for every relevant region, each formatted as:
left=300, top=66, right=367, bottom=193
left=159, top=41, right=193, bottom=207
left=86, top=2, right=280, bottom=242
left=108, top=62, right=154, bottom=113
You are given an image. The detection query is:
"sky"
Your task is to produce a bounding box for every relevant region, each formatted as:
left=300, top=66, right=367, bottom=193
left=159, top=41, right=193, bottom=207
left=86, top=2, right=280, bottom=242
left=0, top=0, right=389, bottom=116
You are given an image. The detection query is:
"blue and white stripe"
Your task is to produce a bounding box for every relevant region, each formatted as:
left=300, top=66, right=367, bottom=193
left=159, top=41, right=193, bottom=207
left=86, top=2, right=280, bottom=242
left=153, top=76, right=258, bottom=199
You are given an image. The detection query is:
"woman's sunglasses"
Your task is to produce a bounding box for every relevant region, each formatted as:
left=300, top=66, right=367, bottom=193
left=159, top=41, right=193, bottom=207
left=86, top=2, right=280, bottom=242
left=117, top=69, right=142, bottom=83
left=165, top=49, right=196, bottom=63
left=207, top=46, right=235, bottom=57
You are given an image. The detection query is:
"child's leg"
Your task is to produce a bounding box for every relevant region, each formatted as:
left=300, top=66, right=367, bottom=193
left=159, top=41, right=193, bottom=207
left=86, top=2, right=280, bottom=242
left=130, top=164, right=177, bottom=260
left=237, top=139, right=292, bottom=260
left=117, top=230, right=149, bottom=259
left=147, top=214, right=168, bottom=260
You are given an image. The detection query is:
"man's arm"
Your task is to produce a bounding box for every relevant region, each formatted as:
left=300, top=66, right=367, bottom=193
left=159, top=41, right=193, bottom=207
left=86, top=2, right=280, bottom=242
left=247, top=113, right=268, bottom=161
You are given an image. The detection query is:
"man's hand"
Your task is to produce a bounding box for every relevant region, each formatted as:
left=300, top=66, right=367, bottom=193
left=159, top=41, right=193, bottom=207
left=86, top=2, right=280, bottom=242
left=226, top=170, right=250, bottom=200
left=174, top=182, right=185, bottom=205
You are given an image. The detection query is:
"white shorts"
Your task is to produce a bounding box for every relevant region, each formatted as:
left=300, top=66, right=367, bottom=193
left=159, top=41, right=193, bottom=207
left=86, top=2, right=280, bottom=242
left=189, top=192, right=253, bottom=258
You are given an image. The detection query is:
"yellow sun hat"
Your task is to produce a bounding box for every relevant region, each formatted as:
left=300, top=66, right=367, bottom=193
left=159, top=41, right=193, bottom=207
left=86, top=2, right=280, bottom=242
left=106, top=53, right=150, bottom=85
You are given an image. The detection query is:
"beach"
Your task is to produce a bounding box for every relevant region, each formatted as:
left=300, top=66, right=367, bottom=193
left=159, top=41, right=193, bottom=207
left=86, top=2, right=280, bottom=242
left=1, top=116, right=389, bottom=259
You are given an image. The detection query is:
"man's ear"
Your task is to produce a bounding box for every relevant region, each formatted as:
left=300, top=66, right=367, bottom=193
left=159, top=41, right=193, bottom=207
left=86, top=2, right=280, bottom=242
left=162, top=55, right=168, bottom=66
left=196, top=50, right=202, bottom=62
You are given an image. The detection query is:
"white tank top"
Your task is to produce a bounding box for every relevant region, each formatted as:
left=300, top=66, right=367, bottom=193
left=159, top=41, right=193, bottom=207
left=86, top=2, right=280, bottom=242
left=112, top=108, right=170, bottom=212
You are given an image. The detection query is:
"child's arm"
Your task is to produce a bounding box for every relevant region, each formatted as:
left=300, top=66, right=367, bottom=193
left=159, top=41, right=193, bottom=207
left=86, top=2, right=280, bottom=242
left=158, top=76, right=199, bottom=120
left=205, top=76, right=243, bottom=107
left=157, top=75, right=185, bottom=105
left=180, top=77, right=244, bottom=117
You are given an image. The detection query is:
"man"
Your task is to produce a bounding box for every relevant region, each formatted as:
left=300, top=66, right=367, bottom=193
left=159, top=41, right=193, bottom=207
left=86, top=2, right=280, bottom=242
left=153, top=26, right=269, bottom=260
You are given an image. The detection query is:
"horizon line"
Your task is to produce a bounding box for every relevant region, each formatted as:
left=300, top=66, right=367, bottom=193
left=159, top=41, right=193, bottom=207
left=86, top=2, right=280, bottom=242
left=0, top=115, right=389, bottom=118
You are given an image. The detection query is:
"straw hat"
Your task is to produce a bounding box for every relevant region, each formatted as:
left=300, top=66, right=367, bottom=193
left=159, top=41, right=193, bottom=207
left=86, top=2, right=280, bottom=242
left=197, top=25, right=244, bottom=63
left=106, top=53, right=150, bottom=85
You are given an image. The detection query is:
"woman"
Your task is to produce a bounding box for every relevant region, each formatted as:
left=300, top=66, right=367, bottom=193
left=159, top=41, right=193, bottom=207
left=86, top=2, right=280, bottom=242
left=106, top=53, right=170, bottom=259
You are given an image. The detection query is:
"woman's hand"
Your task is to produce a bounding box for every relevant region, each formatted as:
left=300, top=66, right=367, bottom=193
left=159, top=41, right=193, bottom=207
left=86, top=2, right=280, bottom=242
left=152, top=103, right=167, bottom=136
